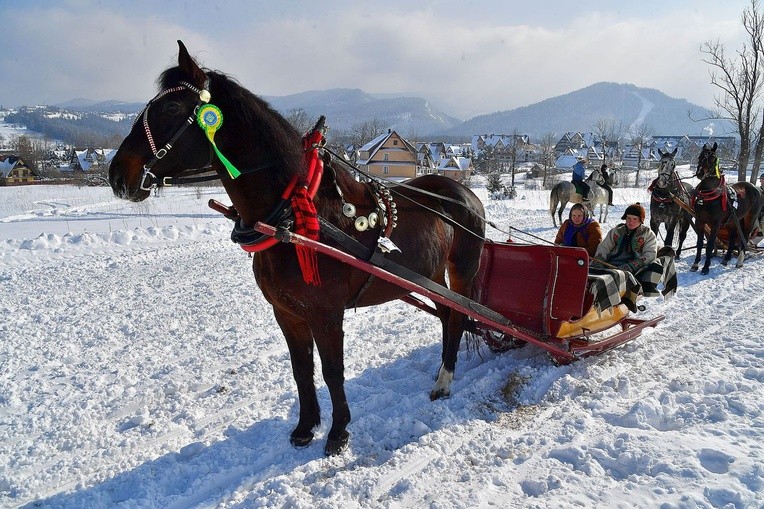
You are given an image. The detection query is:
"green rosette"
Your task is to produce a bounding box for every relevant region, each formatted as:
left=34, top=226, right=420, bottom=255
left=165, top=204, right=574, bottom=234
left=197, top=104, right=241, bottom=179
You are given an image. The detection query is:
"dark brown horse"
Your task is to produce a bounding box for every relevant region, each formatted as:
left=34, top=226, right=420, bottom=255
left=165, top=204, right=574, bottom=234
left=649, top=148, right=693, bottom=259
left=108, top=41, right=486, bottom=455
left=691, top=142, right=762, bottom=274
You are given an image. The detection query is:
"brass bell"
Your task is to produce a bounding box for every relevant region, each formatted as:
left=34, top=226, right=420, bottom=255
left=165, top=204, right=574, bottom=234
left=368, top=212, right=378, bottom=227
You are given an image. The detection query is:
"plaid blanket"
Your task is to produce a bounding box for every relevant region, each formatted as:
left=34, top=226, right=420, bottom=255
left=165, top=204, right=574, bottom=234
left=588, top=268, right=641, bottom=313
left=637, top=247, right=678, bottom=300
left=587, top=247, right=678, bottom=314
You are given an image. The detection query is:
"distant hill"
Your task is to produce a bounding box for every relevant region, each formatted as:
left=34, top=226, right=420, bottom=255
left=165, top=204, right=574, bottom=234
left=263, top=88, right=462, bottom=137
left=442, top=82, right=734, bottom=139
left=2, top=83, right=736, bottom=147
left=54, top=99, right=145, bottom=113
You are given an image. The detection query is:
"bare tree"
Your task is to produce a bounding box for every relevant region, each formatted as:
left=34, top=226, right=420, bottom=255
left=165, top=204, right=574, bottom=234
left=10, top=134, right=51, bottom=174
left=349, top=118, right=388, bottom=149
left=701, top=0, right=764, bottom=182
left=539, top=132, right=557, bottom=188
left=284, top=108, right=315, bottom=135
left=629, top=122, right=654, bottom=185
left=506, top=129, right=522, bottom=186
left=592, top=118, right=624, bottom=162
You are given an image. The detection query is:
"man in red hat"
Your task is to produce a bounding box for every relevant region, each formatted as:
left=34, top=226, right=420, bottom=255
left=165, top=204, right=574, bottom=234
left=591, top=202, right=657, bottom=273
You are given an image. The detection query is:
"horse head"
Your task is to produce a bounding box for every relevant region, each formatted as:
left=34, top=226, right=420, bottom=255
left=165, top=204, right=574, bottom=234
left=695, top=142, right=719, bottom=181
left=655, top=147, right=678, bottom=190
left=587, top=166, right=605, bottom=186
left=109, top=40, right=304, bottom=216
left=109, top=42, right=216, bottom=201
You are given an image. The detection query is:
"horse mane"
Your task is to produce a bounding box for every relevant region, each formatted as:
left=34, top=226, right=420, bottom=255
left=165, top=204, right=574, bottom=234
left=157, top=66, right=306, bottom=186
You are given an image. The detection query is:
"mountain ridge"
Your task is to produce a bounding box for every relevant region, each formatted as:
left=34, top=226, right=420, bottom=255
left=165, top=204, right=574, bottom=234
left=2, top=82, right=733, bottom=146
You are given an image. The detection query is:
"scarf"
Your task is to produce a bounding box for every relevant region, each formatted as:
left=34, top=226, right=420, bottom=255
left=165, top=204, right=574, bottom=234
left=562, top=217, right=592, bottom=247
left=608, top=227, right=637, bottom=265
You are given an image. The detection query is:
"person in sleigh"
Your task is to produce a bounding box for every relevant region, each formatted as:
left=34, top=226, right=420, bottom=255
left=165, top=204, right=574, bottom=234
left=590, top=202, right=677, bottom=307
left=554, top=203, right=602, bottom=256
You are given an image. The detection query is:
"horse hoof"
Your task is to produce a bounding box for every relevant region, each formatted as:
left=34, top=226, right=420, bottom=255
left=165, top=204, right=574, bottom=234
left=721, top=260, right=729, bottom=266
left=690, top=265, right=699, bottom=272
left=290, top=432, right=314, bottom=448
left=736, top=263, right=744, bottom=268
left=429, top=388, right=450, bottom=401
left=701, top=268, right=709, bottom=275
left=324, top=432, right=349, bottom=456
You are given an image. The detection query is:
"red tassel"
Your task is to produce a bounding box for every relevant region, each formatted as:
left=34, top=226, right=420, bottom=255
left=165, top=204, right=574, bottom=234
left=291, top=186, right=321, bottom=285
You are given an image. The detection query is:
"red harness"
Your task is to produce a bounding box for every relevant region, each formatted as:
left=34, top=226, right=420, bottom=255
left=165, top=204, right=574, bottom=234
left=692, top=175, right=728, bottom=212
left=240, top=128, right=325, bottom=285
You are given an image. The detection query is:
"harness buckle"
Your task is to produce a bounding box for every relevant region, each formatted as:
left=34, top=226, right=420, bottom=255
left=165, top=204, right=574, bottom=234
left=140, top=167, right=157, bottom=191
left=156, top=148, right=168, bottom=159
left=162, top=176, right=174, bottom=187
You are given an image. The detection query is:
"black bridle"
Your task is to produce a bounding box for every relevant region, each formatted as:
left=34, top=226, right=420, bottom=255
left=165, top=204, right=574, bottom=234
left=136, top=79, right=216, bottom=191
left=135, top=76, right=276, bottom=192
left=696, top=150, right=719, bottom=181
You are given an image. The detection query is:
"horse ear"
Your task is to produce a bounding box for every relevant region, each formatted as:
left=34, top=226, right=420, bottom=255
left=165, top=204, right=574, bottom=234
left=658, top=149, right=664, bottom=157
left=671, top=147, right=677, bottom=156
left=712, top=142, right=718, bottom=151
left=177, top=40, right=206, bottom=86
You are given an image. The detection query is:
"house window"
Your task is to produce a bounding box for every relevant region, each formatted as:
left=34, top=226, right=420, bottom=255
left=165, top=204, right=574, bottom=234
left=383, top=166, right=389, bottom=174
left=393, top=140, right=398, bottom=146
left=384, top=153, right=389, bottom=161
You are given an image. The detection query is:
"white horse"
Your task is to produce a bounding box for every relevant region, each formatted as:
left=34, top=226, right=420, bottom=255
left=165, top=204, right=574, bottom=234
left=549, top=166, right=611, bottom=227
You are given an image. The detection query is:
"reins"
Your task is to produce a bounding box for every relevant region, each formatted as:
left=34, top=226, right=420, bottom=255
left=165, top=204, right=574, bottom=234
left=321, top=146, right=512, bottom=241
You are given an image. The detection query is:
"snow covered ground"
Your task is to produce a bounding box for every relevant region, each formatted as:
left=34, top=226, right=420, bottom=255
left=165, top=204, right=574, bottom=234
left=1, top=174, right=763, bottom=508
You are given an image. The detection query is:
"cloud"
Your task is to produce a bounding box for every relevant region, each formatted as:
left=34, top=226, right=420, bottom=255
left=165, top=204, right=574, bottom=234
left=0, top=6, right=212, bottom=105
left=0, top=1, right=750, bottom=119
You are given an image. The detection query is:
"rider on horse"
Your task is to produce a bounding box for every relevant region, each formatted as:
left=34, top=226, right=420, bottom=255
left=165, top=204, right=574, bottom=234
left=572, top=157, right=591, bottom=203
left=600, top=163, right=615, bottom=206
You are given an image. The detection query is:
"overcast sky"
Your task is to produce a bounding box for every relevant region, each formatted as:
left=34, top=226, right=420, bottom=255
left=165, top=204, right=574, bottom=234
left=0, top=0, right=751, bottom=119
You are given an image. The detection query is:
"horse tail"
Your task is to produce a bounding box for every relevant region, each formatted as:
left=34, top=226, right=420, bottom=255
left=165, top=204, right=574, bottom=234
left=549, top=186, right=559, bottom=218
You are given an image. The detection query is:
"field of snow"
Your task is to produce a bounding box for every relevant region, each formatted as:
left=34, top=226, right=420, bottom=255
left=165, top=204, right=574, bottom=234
left=1, top=175, right=762, bottom=508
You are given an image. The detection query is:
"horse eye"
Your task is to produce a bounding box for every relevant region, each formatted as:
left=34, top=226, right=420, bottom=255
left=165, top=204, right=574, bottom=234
left=163, top=101, right=183, bottom=116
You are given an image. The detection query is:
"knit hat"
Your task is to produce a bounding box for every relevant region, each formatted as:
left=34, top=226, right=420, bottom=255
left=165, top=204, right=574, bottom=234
left=621, top=202, right=645, bottom=223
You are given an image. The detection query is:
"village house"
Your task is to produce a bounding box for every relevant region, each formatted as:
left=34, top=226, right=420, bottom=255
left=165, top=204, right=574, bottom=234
left=0, top=154, right=37, bottom=185
left=356, top=130, right=418, bottom=179
left=435, top=156, right=473, bottom=182
left=66, top=147, right=117, bottom=173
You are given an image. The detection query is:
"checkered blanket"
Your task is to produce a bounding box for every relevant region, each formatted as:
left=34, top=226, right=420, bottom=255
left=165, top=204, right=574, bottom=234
left=587, top=248, right=678, bottom=314
left=637, top=248, right=678, bottom=300
left=588, top=268, right=641, bottom=313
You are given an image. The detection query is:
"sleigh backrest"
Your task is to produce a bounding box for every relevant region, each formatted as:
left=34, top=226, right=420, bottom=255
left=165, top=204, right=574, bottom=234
left=473, top=241, right=590, bottom=337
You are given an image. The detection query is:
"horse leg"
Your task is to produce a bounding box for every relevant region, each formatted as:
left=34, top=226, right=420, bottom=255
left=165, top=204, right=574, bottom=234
left=650, top=217, right=660, bottom=238
left=702, top=224, right=720, bottom=275
left=676, top=217, right=690, bottom=259
left=735, top=237, right=746, bottom=268
left=721, top=227, right=734, bottom=267
left=312, top=312, right=351, bottom=456
left=550, top=194, right=559, bottom=227
left=664, top=221, right=676, bottom=249
left=691, top=220, right=704, bottom=272
left=273, top=309, right=321, bottom=448
left=430, top=260, right=476, bottom=400
left=556, top=200, right=566, bottom=228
